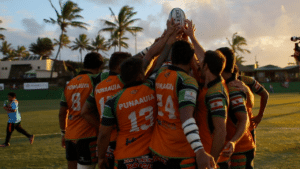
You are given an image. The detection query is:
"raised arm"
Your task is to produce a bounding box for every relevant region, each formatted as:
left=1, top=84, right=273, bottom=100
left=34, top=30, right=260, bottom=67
left=143, top=19, right=180, bottom=72
left=183, top=19, right=206, bottom=64
left=252, top=88, right=269, bottom=126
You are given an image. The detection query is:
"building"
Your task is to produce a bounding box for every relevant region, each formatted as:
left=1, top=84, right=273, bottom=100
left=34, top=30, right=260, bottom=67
left=237, top=63, right=300, bottom=83
left=0, top=56, right=72, bottom=80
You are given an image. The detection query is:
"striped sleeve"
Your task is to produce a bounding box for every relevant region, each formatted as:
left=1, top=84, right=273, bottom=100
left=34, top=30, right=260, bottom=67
left=229, top=91, right=247, bottom=114
left=242, top=76, right=264, bottom=94
left=177, top=74, right=199, bottom=109
left=206, top=93, right=228, bottom=118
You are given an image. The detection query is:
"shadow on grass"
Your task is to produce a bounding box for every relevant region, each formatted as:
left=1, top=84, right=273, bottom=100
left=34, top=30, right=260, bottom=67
left=263, top=110, right=300, bottom=120
left=252, top=101, right=300, bottom=111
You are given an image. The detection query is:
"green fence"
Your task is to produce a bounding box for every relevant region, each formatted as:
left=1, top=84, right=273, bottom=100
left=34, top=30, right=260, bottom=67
left=0, top=87, right=64, bottom=101
left=1, top=81, right=300, bottom=101
left=261, top=82, right=300, bottom=93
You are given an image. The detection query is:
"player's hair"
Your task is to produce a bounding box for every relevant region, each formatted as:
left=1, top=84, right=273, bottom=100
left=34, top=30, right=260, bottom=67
left=109, top=52, right=132, bottom=71
left=120, top=57, right=144, bottom=84
left=217, top=47, right=236, bottom=73
left=8, top=92, right=16, bottom=98
left=83, top=52, right=104, bottom=69
left=203, top=50, right=226, bottom=76
left=171, top=40, right=195, bottom=65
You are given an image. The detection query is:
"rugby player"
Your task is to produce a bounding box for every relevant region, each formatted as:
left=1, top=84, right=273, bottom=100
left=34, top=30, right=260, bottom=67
left=218, top=47, right=255, bottom=169
left=183, top=20, right=230, bottom=168
left=194, top=51, right=230, bottom=169
left=1, top=92, right=34, bottom=147
left=81, top=52, right=131, bottom=169
left=97, top=57, right=157, bottom=169
left=59, top=52, right=104, bottom=169
left=96, top=19, right=181, bottom=169
left=149, top=39, right=215, bottom=169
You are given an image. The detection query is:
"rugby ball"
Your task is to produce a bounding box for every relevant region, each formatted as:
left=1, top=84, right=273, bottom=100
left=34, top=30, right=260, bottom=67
left=168, top=8, right=186, bottom=26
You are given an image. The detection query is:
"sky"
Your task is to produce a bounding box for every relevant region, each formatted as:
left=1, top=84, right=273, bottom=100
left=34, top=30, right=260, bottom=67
left=1, top=0, right=300, bottom=67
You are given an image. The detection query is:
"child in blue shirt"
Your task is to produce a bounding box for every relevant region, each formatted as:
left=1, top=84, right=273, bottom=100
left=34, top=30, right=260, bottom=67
left=1, top=92, right=34, bottom=147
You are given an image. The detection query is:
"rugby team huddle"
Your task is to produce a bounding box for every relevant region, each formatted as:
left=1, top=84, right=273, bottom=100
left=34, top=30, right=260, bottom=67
left=59, top=19, right=269, bottom=169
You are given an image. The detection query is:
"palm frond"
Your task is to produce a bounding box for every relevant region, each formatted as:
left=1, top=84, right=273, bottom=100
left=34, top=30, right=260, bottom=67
left=48, top=0, right=60, bottom=19
left=109, top=7, right=118, bottom=23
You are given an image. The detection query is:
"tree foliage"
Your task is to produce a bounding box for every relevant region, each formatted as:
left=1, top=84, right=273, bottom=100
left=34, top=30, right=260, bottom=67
left=101, top=5, right=143, bottom=51
left=227, top=32, right=251, bottom=64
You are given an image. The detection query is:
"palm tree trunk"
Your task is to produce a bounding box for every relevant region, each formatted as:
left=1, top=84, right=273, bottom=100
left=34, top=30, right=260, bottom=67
left=50, top=32, right=63, bottom=79
left=118, top=35, right=121, bottom=52
left=80, top=50, right=83, bottom=64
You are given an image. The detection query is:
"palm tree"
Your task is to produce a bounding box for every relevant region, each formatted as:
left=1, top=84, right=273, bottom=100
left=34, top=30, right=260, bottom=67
left=227, top=32, right=251, bottom=64
left=71, top=34, right=90, bottom=63
left=0, top=20, right=6, bottom=40
left=15, top=46, right=29, bottom=58
left=0, top=41, right=13, bottom=60
left=44, top=0, right=88, bottom=78
left=54, top=34, right=71, bottom=49
left=107, top=31, right=129, bottom=52
left=54, top=34, right=70, bottom=60
left=101, top=5, right=143, bottom=51
left=89, top=34, right=109, bottom=54
left=29, top=37, right=54, bottom=58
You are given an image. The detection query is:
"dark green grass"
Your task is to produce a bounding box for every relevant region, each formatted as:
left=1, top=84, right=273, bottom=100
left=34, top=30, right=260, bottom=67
left=0, top=94, right=300, bottom=168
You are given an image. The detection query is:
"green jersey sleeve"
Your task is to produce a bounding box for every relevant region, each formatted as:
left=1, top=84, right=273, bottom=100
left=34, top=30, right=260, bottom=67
left=60, top=92, right=68, bottom=107
left=177, top=72, right=199, bottom=109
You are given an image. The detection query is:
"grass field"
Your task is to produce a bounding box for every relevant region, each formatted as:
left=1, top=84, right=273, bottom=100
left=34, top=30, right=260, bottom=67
left=0, top=93, right=300, bottom=168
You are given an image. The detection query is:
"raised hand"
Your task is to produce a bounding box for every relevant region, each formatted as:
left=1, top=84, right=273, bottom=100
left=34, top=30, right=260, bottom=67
left=183, top=19, right=196, bottom=38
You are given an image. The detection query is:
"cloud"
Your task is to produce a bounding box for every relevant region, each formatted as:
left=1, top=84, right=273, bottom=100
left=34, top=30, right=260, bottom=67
left=21, top=18, right=45, bottom=35
left=0, top=16, right=14, bottom=28
left=17, top=10, right=34, bottom=18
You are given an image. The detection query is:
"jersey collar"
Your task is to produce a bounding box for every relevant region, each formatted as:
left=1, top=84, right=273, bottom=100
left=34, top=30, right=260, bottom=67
left=123, top=81, right=144, bottom=89
left=207, top=76, right=222, bottom=88
left=226, top=73, right=237, bottom=84
left=168, top=65, right=188, bottom=74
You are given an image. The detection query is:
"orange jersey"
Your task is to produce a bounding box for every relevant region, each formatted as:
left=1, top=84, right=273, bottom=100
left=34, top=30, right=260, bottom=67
left=226, top=74, right=255, bottom=153
left=101, top=80, right=157, bottom=160
left=149, top=66, right=199, bottom=158
left=87, top=72, right=124, bottom=142
left=61, top=72, right=98, bottom=140
left=195, top=77, right=229, bottom=163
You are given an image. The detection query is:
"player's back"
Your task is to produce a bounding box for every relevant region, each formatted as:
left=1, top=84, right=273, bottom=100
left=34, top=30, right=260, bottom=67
left=93, top=73, right=124, bottom=118
left=104, top=81, right=157, bottom=160
left=150, top=66, right=198, bottom=158
left=92, top=73, right=124, bottom=142
left=64, top=73, right=96, bottom=140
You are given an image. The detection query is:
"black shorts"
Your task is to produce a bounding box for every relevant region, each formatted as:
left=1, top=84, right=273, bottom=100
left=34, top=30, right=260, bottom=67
left=152, top=153, right=196, bottom=169
left=65, top=137, right=97, bottom=165
left=115, top=153, right=152, bottom=169
left=230, top=149, right=254, bottom=169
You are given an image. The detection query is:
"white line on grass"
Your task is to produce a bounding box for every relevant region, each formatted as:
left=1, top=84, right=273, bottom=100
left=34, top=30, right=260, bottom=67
left=0, top=133, right=60, bottom=140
